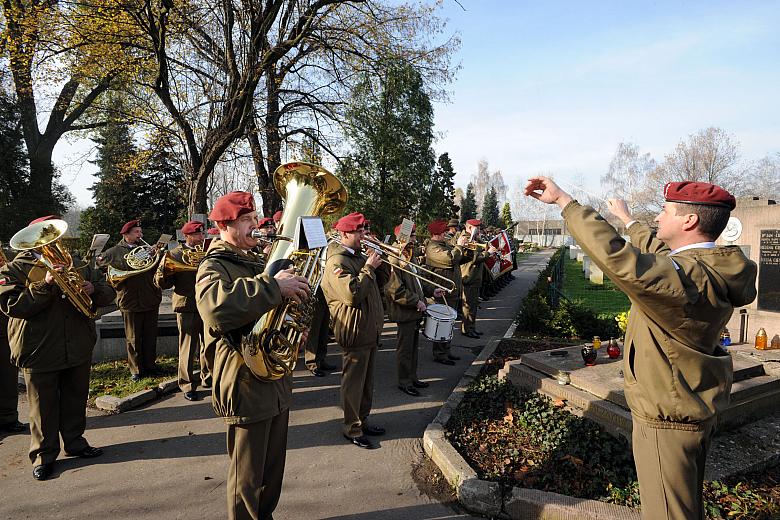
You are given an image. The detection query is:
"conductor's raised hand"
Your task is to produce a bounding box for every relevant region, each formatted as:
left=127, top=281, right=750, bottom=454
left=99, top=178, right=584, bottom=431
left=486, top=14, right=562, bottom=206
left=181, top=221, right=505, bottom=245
left=607, top=199, right=634, bottom=225
left=274, top=267, right=310, bottom=303
left=524, top=176, right=573, bottom=208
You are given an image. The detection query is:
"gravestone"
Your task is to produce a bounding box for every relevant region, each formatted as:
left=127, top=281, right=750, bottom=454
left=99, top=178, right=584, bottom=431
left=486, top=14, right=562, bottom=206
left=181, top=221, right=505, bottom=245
left=582, top=255, right=591, bottom=277
left=590, top=265, right=604, bottom=285
left=576, top=251, right=585, bottom=263
left=569, top=245, right=580, bottom=260
left=758, top=229, right=780, bottom=312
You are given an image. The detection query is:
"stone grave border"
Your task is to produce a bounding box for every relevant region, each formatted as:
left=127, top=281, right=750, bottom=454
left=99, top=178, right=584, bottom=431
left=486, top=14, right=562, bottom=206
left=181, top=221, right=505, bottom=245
left=94, top=376, right=182, bottom=413
left=422, top=321, right=640, bottom=519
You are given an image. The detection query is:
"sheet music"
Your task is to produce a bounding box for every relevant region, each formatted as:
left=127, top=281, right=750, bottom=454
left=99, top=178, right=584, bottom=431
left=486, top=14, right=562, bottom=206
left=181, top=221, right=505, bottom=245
left=295, top=217, right=328, bottom=249
left=89, top=234, right=111, bottom=254
left=398, top=218, right=415, bottom=244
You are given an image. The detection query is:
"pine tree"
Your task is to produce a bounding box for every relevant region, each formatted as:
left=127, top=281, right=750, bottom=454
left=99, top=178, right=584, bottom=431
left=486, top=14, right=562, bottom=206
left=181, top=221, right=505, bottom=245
left=139, top=131, right=186, bottom=238
left=0, top=88, right=30, bottom=241
left=481, top=186, right=500, bottom=228
left=425, top=153, right=457, bottom=221
left=500, top=202, right=513, bottom=230
left=460, top=183, right=477, bottom=223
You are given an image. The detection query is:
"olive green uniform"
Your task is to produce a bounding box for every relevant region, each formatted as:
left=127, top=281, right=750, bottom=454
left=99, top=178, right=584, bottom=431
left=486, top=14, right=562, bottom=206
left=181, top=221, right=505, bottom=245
left=0, top=253, right=115, bottom=466
left=154, top=245, right=203, bottom=393
left=303, top=286, right=330, bottom=371
left=195, top=240, right=286, bottom=520
left=99, top=240, right=162, bottom=375
left=320, top=242, right=390, bottom=438
left=384, top=246, right=435, bottom=387
left=424, top=239, right=463, bottom=360
left=563, top=201, right=757, bottom=520
left=458, top=234, right=490, bottom=334
left=0, top=313, right=20, bottom=428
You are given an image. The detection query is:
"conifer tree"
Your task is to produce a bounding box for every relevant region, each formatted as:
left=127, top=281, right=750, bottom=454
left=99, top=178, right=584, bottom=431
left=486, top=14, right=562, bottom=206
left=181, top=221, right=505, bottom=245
left=460, top=182, right=477, bottom=223
left=500, top=202, right=513, bottom=230
left=481, top=186, right=500, bottom=228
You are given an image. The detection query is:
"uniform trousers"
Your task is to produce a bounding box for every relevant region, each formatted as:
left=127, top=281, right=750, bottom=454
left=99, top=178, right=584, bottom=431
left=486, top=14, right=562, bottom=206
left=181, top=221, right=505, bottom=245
left=121, top=309, right=159, bottom=375
left=177, top=311, right=203, bottom=393
left=227, top=409, right=289, bottom=520
left=341, top=346, right=376, bottom=437
left=632, top=416, right=715, bottom=520
left=460, top=284, right=480, bottom=333
left=395, top=320, right=421, bottom=387
left=0, top=335, right=19, bottom=426
left=23, top=361, right=91, bottom=466
left=304, top=295, right=330, bottom=371
left=200, top=336, right=216, bottom=388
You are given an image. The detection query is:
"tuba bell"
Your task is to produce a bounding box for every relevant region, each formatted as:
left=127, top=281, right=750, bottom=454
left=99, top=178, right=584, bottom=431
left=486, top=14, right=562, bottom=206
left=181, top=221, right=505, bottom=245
left=240, top=162, right=347, bottom=381
left=9, top=219, right=97, bottom=319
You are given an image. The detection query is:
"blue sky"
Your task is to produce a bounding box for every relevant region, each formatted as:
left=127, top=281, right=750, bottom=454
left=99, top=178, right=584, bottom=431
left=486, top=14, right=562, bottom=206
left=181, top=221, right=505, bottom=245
left=432, top=0, right=780, bottom=200
left=56, top=0, right=780, bottom=207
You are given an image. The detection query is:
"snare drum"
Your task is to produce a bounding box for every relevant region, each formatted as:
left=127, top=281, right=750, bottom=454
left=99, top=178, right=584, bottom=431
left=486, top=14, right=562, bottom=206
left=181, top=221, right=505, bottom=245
left=423, top=304, right=458, bottom=341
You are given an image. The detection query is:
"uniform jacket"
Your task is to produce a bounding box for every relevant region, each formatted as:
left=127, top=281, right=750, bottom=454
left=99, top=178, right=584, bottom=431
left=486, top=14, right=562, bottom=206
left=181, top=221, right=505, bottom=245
left=154, top=244, right=198, bottom=313
left=425, top=239, right=463, bottom=294
left=321, top=242, right=389, bottom=350
left=0, top=252, right=116, bottom=372
left=195, top=240, right=285, bottom=425
left=457, top=231, right=490, bottom=286
left=563, top=202, right=757, bottom=426
left=99, top=239, right=162, bottom=312
left=384, top=243, right=435, bottom=323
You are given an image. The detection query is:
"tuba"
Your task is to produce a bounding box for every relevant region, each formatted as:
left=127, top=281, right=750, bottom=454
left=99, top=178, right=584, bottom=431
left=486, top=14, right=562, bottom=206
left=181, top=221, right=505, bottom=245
left=9, top=219, right=97, bottom=319
left=240, top=162, right=347, bottom=381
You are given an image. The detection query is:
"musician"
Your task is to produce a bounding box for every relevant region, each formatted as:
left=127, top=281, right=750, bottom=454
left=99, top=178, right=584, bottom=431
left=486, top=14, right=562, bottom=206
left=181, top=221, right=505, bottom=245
left=303, top=284, right=335, bottom=377
left=446, top=218, right=460, bottom=242
left=321, top=212, right=390, bottom=449
left=0, top=310, right=27, bottom=434
left=255, top=217, right=276, bottom=258
left=460, top=219, right=497, bottom=338
left=272, top=210, right=283, bottom=234
left=424, top=219, right=467, bottom=365
left=98, top=220, right=163, bottom=381
left=196, top=191, right=310, bottom=520
left=154, top=221, right=206, bottom=401
left=385, top=224, right=444, bottom=396
left=0, top=215, right=115, bottom=481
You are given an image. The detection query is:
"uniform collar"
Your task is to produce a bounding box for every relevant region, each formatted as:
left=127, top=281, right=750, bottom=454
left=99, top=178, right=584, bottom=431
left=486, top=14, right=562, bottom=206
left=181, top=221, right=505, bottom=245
left=669, top=242, right=716, bottom=256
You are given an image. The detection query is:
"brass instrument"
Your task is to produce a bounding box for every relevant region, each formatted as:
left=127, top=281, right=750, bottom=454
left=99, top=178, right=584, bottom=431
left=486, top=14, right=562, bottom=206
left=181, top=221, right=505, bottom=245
left=9, top=219, right=97, bottom=319
left=361, top=236, right=456, bottom=294
left=107, top=237, right=166, bottom=287
left=249, top=230, right=279, bottom=247
left=160, top=243, right=207, bottom=277
left=240, top=162, right=348, bottom=381
left=0, top=241, right=7, bottom=267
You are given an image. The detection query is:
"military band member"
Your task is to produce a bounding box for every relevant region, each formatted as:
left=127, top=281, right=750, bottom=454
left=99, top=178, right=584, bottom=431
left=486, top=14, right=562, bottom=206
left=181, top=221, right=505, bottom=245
left=385, top=224, right=444, bottom=396
left=272, top=210, right=283, bottom=234
left=424, top=219, right=467, bottom=365
left=0, top=310, right=27, bottom=434
left=321, top=212, right=390, bottom=449
left=196, top=191, right=310, bottom=520
left=303, top=286, right=335, bottom=377
left=446, top=218, right=460, bottom=242
left=0, top=215, right=116, bottom=480
left=155, top=220, right=206, bottom=401
left=254, top=217, right=276, bottom=259
left=459, top=219, right=497, bottom=338
left=98, top=220, right=163, bottom=381
left=526, top=178, right=757, bottom=520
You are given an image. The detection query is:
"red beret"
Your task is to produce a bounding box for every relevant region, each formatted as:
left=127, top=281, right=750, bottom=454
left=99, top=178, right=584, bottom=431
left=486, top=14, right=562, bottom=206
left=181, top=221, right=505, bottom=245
left=664, top=181, right=736, bottom=210
left=258, top=217, right=274, bottom=228
left=207, top=227, right=220, bottom=236
left=334, top=212, right=366, bottom=232
left=394, top=223, right=416, bottom=236
left=272, top=210, right=283, bottom=222
left=29, top=215, right=56, bottom=225
left=466, top=219, right=481, bottom=226
left=427, top=219, right=448, bottom=235
left=120, top=220, right=141, bottom=234
left=181, top=220, right=204, bottom=235
left=209, top=191, right=255, bottom=222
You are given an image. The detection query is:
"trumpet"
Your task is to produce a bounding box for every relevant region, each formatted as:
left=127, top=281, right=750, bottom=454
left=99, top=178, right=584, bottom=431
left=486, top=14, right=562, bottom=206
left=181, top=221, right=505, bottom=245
left=361, top=237, right=456, bottom=294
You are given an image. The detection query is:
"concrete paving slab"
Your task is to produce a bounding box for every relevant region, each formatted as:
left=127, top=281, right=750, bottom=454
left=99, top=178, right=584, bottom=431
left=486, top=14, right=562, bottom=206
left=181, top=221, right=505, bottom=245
left=0, top=250, right=555, bottom=520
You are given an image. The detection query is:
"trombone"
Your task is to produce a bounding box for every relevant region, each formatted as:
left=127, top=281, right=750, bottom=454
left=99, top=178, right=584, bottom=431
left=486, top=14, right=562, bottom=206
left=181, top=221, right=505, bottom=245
left=360, top=237, right=456, bottom=294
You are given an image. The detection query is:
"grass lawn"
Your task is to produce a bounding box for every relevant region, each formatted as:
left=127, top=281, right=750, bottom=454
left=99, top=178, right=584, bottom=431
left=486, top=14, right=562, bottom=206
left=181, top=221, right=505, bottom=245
left=562, top=256, right=630, bottom=316
left=88, top=355, right=179, bottom=406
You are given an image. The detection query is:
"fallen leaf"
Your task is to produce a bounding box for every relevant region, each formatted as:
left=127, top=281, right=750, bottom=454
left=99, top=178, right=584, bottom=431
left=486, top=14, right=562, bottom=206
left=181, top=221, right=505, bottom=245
left=553, top=399, right=566, bottom=408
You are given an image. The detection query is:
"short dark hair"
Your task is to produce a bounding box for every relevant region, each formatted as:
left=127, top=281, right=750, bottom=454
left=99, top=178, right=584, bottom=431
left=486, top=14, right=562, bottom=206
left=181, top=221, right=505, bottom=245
left=674, top=203, right=730, bottom=240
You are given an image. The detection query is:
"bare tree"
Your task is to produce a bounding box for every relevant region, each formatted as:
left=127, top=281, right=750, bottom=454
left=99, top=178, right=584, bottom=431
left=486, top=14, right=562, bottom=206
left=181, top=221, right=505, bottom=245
left=601, top=142, right=655, bottom=209
left=744, top=153, right=780, bottom=200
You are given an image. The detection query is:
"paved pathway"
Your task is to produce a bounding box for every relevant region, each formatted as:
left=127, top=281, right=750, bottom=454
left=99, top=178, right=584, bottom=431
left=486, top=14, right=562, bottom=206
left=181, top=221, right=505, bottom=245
left=0, top=251, right=552, bottom=520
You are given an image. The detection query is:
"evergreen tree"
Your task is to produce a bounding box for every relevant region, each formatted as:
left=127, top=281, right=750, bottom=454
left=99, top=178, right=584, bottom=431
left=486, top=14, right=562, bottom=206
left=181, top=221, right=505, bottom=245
left=500, top=202, right=513, bottom=230
left=424, top=153, right=457, bottom=222
left=460, top=183, right=477, bottom=223
left=139, top=131, right=186, bottom=238
left=481, top=186, right=500, bottom=228
left=341, top=58, right=436, bottom=235
left=0, top=88, right=30, bottom=241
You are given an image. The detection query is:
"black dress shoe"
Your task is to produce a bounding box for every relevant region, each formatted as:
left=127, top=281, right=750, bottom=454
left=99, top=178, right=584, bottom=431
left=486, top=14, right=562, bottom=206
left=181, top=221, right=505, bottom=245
left=1, top=420, right=28, bottom=433
left=319, top=361, right=337, bottom=371
left=344, top=434, right=377, bottom=449
left=462, top=331, right=480, bottom=339
left=32, top=463, right=53, bottom=481
left=362, top=424, right=386, bottom=436
left=130, top=373, right=142, bottom=382
left=447, top=353, right=461, bottom=361
left=412, top=380, right=429, bottom=389
left=434, top=358, right=456, bottom=366
left=308, top=367, right=326, bottom=377
left=66, top=446, right=103, bottom=458
left=183, top=390, right=201, bottom=401
left=398, top=385, right=420, bottom=397
left=474, top=330, right=484, bottom=336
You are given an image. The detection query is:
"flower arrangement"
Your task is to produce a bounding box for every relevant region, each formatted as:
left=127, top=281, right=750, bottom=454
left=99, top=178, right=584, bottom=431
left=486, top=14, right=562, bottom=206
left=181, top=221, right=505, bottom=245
left=615, top=310, right=630, bottom=338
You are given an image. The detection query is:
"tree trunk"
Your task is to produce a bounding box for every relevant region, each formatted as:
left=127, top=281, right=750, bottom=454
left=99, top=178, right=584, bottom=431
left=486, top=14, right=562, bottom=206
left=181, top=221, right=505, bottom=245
left=187, top=166, right=209, bottom=216
left=247, top=117, right=279, bottom=216
left=263, top=71, right=284, bottom=214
